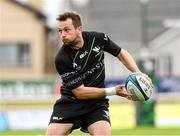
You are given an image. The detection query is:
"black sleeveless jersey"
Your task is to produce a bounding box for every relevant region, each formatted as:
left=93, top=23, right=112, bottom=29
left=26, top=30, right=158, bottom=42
left=55, top=31, right=121, bottom=102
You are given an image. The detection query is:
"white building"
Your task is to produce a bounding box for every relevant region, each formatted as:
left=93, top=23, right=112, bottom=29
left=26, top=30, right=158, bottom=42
left=149, top=22, right=180, bottom=76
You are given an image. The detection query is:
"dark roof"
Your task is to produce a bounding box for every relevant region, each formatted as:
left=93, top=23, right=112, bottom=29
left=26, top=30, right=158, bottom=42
left=8, top=0, right=46, bottom=21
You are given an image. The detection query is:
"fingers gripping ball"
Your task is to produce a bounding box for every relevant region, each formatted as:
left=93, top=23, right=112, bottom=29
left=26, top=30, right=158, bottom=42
left=125, top=72, right=152, bottom=101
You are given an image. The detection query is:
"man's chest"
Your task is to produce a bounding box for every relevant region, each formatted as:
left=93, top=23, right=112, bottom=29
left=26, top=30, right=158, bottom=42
left=71, top=40, right=104, bottom=72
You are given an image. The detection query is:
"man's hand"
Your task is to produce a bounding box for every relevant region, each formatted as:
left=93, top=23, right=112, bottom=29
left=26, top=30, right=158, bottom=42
left=115, top=84, right=141, bottom=101
left=115, top=84, right=135, bottom=100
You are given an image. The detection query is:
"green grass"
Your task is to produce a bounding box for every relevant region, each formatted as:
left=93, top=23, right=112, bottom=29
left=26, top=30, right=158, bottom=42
left=0, top=127, right=180, bottom=135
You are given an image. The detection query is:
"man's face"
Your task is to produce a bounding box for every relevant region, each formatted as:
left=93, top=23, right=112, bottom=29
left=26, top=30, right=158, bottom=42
left=57, top=18, right=82, bottom=46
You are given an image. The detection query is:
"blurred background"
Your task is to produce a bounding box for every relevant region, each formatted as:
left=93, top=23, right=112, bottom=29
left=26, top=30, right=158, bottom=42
left=0, top=0, right=180, bottom=134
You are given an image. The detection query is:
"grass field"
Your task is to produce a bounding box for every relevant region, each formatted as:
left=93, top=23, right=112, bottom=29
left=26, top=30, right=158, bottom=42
left=0, top=127, right=180, bottom=135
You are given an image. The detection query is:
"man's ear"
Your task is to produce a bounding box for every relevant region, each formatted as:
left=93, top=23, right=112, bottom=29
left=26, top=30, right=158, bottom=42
left=78, top=26, right=83, bottom=32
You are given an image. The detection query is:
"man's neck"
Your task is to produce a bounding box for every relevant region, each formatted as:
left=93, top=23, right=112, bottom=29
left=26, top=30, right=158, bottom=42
left=71, top=34, right=84, bottom=49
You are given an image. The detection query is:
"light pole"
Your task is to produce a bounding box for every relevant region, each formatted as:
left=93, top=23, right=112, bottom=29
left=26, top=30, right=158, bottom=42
left=136, top=0, right=156, bottom=127
left=140, top=0, right=149, bottom=47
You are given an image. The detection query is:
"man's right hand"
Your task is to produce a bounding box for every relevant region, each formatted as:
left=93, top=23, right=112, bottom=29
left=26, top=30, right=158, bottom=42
left=116, top=84, right=140, bottom=101
left=115, top=84, right=135, bottom=100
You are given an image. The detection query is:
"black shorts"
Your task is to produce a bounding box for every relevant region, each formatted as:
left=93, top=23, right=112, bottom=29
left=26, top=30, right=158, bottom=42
left=49, top=106, right=110, bottom=133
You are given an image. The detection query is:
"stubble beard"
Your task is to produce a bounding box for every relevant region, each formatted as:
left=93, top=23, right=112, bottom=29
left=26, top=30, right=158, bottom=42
left=63, top=35, right=81, bottom=48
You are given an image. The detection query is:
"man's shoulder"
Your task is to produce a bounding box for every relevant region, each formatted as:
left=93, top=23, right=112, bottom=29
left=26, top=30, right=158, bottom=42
left=56, top=46, right=66, bottom=56
left=83, top=31, right=104, bottom=38
left=55, top=46, right=69, bottom=63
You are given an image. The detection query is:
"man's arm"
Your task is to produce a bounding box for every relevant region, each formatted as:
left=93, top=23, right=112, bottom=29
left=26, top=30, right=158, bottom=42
left=72, top=84, right=131, bottom=100
left=117, top=48, right=140, bottom=72
left=118, top=48, right=153, bottom=89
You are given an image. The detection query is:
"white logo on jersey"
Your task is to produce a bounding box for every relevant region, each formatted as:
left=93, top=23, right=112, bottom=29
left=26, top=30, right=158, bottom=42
left=80, top=51, right=88, bottom=59
left=103, top=110, right=110, bottom=119
left=93, top=46, right=100, bottom=53
left=104, top=110, right=109, bottom=117
left=53, top=116, right=63, bottom=120
left=73, top=62, right=77, bottom=68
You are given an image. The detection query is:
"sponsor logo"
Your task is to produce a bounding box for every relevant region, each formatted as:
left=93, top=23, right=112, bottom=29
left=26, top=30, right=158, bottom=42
left=79, top=51, right=88, bottom=59
left=63, top=61, right=104, bottom=87
left=61, top=71, right=76, bottom=79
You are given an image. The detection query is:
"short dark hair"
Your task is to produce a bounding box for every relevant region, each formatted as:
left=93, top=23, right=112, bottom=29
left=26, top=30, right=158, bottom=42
left=56, top=11, right=82, bottom=28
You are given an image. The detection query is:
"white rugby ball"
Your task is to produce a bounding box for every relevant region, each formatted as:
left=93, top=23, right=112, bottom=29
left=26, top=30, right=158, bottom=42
left=125, top=72, right=152, bottom=101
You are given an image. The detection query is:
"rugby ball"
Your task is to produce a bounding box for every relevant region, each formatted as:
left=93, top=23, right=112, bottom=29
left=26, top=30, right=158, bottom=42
left=125, top=72, right=152, bottom=101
